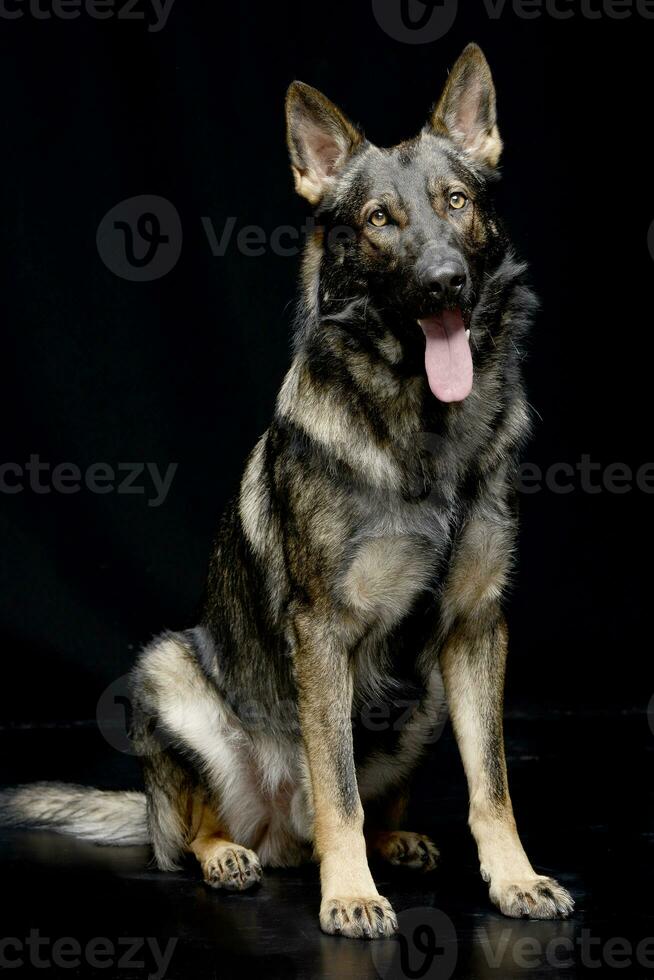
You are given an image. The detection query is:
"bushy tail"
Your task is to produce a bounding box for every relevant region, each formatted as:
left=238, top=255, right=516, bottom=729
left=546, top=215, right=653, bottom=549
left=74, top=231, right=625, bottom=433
left=0, top=782, right=149, bottom=846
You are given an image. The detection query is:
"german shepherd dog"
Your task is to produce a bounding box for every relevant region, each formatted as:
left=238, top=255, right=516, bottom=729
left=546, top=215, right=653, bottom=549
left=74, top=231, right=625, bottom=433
left=0, top=44, right=573, bottom=938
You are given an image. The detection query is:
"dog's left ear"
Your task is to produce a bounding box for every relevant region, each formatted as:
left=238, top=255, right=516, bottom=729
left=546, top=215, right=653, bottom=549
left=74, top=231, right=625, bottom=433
left=286, top=81, right=363, bottom=204
left=428, top=43, right=502, bottom=169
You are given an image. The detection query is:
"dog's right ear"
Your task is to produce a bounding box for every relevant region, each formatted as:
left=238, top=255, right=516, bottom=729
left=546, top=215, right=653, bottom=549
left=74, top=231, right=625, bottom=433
left=286, top=82, right=363, bottom=205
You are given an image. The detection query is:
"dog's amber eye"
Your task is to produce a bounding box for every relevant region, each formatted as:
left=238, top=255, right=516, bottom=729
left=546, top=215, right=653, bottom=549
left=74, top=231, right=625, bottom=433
left=449, top=192, right=468, bottom=211
left=368, top=208, right=389, bottom=227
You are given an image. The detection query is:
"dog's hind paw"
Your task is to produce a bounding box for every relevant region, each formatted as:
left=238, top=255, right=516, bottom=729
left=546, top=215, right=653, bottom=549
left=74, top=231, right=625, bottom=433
left=370, top=830, right=439, bottom=872
left=490, top=875, right=574, bottom=919
left=202, top=844, right=262, bottom=892
left=320, top=895, right=398, bottom=939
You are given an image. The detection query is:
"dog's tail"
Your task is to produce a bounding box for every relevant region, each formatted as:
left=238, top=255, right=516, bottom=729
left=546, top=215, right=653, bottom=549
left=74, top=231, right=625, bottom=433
left=0, top=782, right=149, bottom=846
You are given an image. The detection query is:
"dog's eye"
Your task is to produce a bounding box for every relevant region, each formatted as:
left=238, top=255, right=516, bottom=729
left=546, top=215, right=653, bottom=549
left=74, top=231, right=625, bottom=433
left=449, top=192, right=468, bottom=211
left=368, top=208, right=390, bottom=227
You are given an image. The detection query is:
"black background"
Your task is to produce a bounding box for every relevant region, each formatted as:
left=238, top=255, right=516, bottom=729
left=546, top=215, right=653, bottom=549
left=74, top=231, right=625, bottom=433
left=1, top=0, right=652, bottom=725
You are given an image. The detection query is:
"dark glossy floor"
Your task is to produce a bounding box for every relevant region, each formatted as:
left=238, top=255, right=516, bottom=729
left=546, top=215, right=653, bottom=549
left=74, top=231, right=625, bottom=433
left=0, top=711, right=652, bottom=979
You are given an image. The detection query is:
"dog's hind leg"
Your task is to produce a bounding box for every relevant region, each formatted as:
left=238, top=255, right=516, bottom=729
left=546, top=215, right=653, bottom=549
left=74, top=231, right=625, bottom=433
left=131, top=630, right=273, bottom=875
left=140, top=741, right=194, bottom=871
left=364, top=793, right=439, bottom=872
left=187, top=795, right=262, bottom=891
left=367, top=830, right=440, bottom=872
left=130, top=673, right=195, bottom=871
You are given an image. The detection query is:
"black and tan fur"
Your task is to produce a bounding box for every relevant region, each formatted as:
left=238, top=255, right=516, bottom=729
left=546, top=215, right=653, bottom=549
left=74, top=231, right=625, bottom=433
left=0, top=45, right=573, bottom=938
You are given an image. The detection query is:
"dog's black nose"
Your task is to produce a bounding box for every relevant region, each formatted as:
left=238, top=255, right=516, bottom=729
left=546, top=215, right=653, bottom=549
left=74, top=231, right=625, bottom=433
left=425, top=266, right=467, bottom=299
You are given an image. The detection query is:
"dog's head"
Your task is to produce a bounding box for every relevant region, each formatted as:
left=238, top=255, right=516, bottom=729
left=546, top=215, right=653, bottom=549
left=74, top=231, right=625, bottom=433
left=286, top=44, right=507, bottom=403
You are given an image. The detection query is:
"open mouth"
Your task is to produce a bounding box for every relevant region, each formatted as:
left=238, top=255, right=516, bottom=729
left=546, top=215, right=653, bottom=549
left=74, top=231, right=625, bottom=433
left=417, top=308, right=473, bottom=403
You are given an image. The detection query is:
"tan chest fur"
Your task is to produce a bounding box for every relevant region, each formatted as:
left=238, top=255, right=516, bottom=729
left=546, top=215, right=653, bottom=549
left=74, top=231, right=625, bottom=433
left=338, top=534, right=438, bottom=631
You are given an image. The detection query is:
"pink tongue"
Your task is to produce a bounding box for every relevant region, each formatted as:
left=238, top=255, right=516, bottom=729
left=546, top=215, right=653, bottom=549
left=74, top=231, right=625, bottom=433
left=419, top=309, right=473, bottom=403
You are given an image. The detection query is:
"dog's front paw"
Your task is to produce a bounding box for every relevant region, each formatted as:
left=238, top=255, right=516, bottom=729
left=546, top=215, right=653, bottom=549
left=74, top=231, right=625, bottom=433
left=372, top=831, right=440, bottom=872
left=320, top=895, right=398, bottom=939
left=490, top=875, right=574, bottom=919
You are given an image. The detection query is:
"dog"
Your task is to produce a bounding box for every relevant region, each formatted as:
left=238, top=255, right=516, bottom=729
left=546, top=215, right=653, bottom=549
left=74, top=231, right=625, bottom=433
left=0, top=44, right=573, bottom=939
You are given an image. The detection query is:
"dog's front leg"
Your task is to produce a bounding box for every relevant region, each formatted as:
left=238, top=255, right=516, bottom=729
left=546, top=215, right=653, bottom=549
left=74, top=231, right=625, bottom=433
left=440, top=612, right=574, bottom=919
left=294, top=610, right=397, bottom=939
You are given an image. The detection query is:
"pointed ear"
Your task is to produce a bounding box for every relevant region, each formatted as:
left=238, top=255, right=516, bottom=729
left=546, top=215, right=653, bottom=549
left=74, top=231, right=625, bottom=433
left=428, top=43, right=502, bottom=169
left=285, top=81, right=363, bottom=205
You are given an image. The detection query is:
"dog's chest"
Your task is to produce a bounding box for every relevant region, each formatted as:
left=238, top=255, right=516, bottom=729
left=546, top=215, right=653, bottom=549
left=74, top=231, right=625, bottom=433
left=338, top=489, right=457, bottom=633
